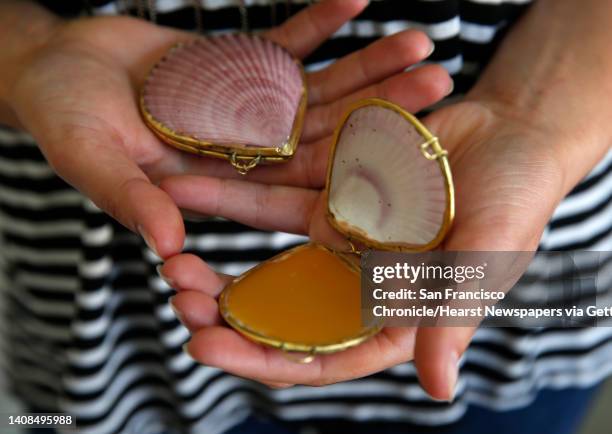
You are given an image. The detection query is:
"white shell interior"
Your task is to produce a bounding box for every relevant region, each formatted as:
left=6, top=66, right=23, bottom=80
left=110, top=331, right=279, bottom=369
left=328, top=105, right=447, bottom=247
left=143, top=34, right=304, bottom=149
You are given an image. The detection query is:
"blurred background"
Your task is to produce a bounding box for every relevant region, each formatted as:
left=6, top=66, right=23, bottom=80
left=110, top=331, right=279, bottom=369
left=1, top=366, right=611, bottom=433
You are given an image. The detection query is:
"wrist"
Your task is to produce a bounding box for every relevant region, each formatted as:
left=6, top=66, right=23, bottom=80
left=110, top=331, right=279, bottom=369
left=463, top=0, right=612, bottom=197
left=465, top=83, right=610, bottom=200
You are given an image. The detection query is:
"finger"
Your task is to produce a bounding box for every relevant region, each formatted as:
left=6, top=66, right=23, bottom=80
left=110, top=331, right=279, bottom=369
left=308, top=29, right=434, bottom=105
left=183, top=66, right=453, bottom=189
left=160, top=253, right=232, bottom=296
left=185, top=326, right=416, bottom=386
left=160, top=175, right=318, bottom=235
left=170, top=290, right=223, bottom=329
left=165, top=66, right=450, bottom=188
left=162, top=175, right=349, bottom=250
left=264, top=0, right=368, bottom=59
left=306, top=192, right=351, bottom=249
left=41, top=129, right=184, bottom=259
left=177, top=133, right=331, bottom=189
left=302, top=64, right=453, bottom=144
left=414, top=326, right=475, bottom=401
left=262, top=382, right=294, bottom=389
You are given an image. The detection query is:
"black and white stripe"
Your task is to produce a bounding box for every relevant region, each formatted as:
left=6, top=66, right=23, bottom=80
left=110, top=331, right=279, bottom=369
left=2, top=1, right=611, bottom=433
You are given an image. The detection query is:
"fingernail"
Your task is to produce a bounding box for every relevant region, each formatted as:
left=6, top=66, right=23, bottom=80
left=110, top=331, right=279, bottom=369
left=447, top=351, right=459, bottom=402
left=169, top=296, right=187, bottom=325
left=156, top=264, right=175, bottom=288
left=426, top=39, right=435, bottom=57
left=181, top=210, right=208, bottom=223
left=430, top=396, right=451, bottom=403
left=446, top=79, right=455, bottom=96
left=182, top=342, right=195, bottom=360
left=137, top=224, right=159, bottom=256
left=265, top=382, right=292, bottom=390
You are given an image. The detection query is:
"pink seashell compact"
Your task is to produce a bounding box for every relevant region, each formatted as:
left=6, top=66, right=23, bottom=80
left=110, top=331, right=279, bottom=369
left=326, top=98, right=454, bottom=251
left=140, top=33, right=307, bottom=174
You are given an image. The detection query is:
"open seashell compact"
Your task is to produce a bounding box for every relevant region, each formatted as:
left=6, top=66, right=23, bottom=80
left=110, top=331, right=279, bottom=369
left=219, top=98, right=455, bottom=361
left=140, top=34, right=307, bottom=174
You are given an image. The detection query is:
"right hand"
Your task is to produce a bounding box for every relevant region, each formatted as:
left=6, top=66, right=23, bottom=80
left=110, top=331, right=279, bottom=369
left=5, top=0, right=451, bottom=258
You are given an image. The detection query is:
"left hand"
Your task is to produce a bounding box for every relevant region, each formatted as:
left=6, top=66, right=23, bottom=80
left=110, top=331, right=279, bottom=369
left=142, top=0, right=612, bottom=397
left=157, top=94, right=567, bottom=393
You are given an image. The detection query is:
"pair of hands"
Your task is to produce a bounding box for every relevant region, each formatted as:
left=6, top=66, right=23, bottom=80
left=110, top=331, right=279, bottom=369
left=7, top=0, right=568, bottom=400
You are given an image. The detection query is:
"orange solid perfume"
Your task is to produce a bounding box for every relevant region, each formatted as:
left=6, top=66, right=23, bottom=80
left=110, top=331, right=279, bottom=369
left=219, top=98, right=455, bottom=359
left=220, top=244, right=370, bottom=357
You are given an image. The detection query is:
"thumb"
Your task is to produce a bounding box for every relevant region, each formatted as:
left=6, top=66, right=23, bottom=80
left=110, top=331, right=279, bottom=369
left=40, top=128, right=184, bottom=259
left=414, top=326, right=475, bottom=401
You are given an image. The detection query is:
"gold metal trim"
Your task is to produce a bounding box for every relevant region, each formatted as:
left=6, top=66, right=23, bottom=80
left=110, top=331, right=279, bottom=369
left=139, top=36, right=308, bottom=172
left=230, top=153, right=261, bottom=175
left=324, top=97, right=455, bottom=252
left=219, top=243, right=384, bottom=355
left=347, top=240, right=363, bottom=256
left=420, top=136, right=448, bottom=161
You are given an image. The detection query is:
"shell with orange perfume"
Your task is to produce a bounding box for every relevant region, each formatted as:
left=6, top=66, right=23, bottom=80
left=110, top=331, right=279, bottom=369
left=219, top=98, right=455, bottom=361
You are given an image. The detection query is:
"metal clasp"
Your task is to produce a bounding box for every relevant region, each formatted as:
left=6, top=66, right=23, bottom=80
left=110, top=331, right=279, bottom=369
left=347, top=240, right=363, bottom=256
left=230, top=153, right=261, bottom=175
left=419, top=137, right=448, bottom=161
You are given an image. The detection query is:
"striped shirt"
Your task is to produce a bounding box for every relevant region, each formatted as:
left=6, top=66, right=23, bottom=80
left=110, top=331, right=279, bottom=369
left=1, top=1, right=611, bottom=433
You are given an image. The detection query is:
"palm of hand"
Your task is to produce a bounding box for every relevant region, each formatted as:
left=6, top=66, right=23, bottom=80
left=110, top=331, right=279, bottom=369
left=12, top=17, right=180, bottom=178
left=428, top=100, right=563, bottom=252
left=161, top=99, right=567, bottom=394
left=307, top=100, right=564, bottom=252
